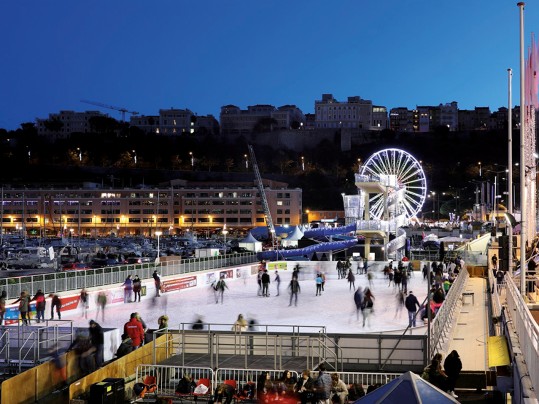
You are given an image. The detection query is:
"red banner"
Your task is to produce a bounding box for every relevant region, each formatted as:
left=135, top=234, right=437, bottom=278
left=161, top=276, right=197, bottom=293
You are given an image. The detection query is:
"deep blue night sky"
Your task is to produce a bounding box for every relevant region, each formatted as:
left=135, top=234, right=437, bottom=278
left=1, top=1, right=536, bottom=129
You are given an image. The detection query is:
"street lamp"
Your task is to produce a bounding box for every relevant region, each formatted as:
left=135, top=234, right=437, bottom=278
left=189, top=151, right=194, bottom=168
left=244, top=154, right=249, bottom=170
left=132, top=150, right=137, bottom=165
left=301, top=156, right=305, bottom=171
left=77, top=147, right=82, bottom=162
left=222, top=225, right=228, bottom=264
left=478, top=161, right=482, bottom=177
left=155, top=230, right=162, bottom=264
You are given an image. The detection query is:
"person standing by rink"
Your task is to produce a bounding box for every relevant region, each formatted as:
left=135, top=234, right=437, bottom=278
left=124, top=313, right=145, bottom=349
left=123, top=275, right=133, bottom=303
left=288, top=276, right=301, bottom=307
left=0, top=290, right=6, bottom=325
left=96, top=291, right=107, bottom=322
left=80, top=288, right=89, bottom=319
left=89, top=320, right=104, bottom=368
left=405, top=291, right=420, bottom=327
left=274, top=270, right=281, bottom=296
left=214, top=276, right=228, bottom=304
left=14, top=291, right=31, bottom=325
left=133, top=275, right=142, bottom=302
left=353, top=287, right=364, bottom=321
left=152, top=270, right=161, bottom=297
left=362, top=288, right=374, bottom=328
left=31, top=289, right=46, bottom=323
left=261, top=269, right=270, bottom=297
left=315, top=273, right=323, bottom=296
left=347, top=269, right=356, bottom=290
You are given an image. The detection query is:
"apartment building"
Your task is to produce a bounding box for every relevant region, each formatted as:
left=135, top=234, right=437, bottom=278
left=219, top=104, right=305, bottom=135
left=0, top=181, right=302, bottom=237
left=36, top=110, right=108, bottom=137
left=389, top=107, right=414, bottom=132
left=314, top=94, right=387, bottom=131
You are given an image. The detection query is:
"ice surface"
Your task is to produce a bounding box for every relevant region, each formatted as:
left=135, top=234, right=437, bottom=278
left=64, top=267, right=431, bottom=335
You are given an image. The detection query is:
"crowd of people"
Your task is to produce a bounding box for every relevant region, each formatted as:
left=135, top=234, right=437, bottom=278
left=421, top=350, right=462, bottom=398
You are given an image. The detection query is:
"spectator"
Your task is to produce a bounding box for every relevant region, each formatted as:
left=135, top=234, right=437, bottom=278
left=115, top=333, right=133, bottom=358
left=89, top=320, right=104, bottom=367
left=124, top=313, right=145, bottom=349
left=444, top=350, right=462, bottom=398
left=295, top=369, right=315, bottom=404
left=330, top=373, right=348, bottom=404
left=315, top=364, right=332, bottom=404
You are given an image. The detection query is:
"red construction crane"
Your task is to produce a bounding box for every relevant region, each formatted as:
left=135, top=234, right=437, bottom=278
left=80, top=99, right=139, bottom=122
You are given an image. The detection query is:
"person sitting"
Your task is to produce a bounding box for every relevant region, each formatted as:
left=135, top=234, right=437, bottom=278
left=115, top=333, right=133, bottom=358
left=330, top=373, right=348, bottom=404
left=176, top=373, right=196, bottom=395
left=213, top=383, right=235, bottom=404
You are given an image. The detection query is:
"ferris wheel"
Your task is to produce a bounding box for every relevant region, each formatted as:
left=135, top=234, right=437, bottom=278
left=360, top=148, right=427, bottom=220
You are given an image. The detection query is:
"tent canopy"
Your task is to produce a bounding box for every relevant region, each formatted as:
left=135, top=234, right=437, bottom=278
left=353, top=371, right=458, bottom=404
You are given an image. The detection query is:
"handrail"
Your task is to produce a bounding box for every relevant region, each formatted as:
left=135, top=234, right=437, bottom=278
left=429, top=267, right=469, bottom=354
left=315, top=331, right=343, bottom=371
left=18, top=330, right=37, bottom=373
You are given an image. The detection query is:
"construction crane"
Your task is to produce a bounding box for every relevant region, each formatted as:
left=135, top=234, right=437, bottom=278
left=80, top=99, right=139, bottom=122
left=248, top=145, right=277, bottom=253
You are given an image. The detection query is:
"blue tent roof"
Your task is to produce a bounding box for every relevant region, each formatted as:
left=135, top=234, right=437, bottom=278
left=353, top=371, right=458, bottom=404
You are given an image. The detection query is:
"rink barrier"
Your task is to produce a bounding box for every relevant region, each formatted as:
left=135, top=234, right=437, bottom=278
left=0, top=252, right=258, bottom=300
left=429, top=266, right=469, bottom=355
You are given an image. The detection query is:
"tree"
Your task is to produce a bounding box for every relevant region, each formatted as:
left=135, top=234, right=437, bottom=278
left=225, top=158, right=234, bottom=172
left=43, top=117, right=64, bottom=133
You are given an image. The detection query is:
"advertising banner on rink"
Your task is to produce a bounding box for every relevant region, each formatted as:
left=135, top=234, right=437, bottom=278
left=161, top=276, right=197, bottom=293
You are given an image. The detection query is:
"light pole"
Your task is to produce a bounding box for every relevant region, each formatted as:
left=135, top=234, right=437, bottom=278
left=508, top=67, right=514, bottom=275
left=155, top=230, right=162, bottom=265
left=222, top=225, right=228, bottom=264
left=478, top=161, right=482, bottom=177
left=301, top=156, right=305, bottom=171
left=518, top=1, right=527, bottom=295
left=189, top=152, right=194, bottom=168
left=132, top=150, right=137, bottom=165
left=77, top=147, right=82, bottom=162
left=244, top=154, right=249, bottom=170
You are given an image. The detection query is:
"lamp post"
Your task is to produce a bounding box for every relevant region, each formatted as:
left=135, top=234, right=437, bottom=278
left=77, top=147, right=82, bottom=162
left=155, top=230, right=162, bottom=265
left=508, top=67, right=514, bottom=275
left=222, top=225, right=228, bottom=264
left=301, top=156, right=305, bottom=171
left=518, top=1, right=527, bottom=295
left=478, top=161, right=482, bottom=177
left=189, top=152, right=194, bottom=168
left=132, top=150, right=137, bottom=165
left=244, top=154, right=249, bottom=170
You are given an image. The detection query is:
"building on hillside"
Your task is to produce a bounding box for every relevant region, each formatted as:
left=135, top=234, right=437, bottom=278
left=36, top=110, right=108, bottom=138
left=156, top=108, right=194, bottom=135
left=457, top=107, right=492, bottom=131
left=372, top=106, right=389, bottom=130
left=0, top=182, right=302, bottom=237
left=220, top=104, right=305, bottom=135
left=129, top=115, right=160, bottom=134
left=389, top=108, right=414, bottom=132
left=314, top=94, right=381, bottom=130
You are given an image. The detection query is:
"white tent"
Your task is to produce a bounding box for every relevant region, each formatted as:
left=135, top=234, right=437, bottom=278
left=281, top=226, right=304, bottom=247
left=238, top=232, right=263, bottom=252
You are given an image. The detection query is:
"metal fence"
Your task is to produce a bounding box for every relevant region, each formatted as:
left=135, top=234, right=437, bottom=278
left=135, top=363, right=401, bottom=400
left=429, top=266, right=469, bottom=355
left=0, top=252, right=258, bottom=299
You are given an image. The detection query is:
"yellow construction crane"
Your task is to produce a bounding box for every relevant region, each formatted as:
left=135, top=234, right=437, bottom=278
left=80, top=99, right=139, bottom=122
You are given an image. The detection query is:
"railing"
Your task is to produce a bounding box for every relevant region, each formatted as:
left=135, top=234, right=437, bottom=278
left=0, top=329, right=10, bottom=367
left=429, top=267, right=469, bottom=355
left=505, top=274, right=539, bottom=394
left=313, top=331, right=343, bottom=372
left=135, top=363, right=401, bottom=400
left=0, top=252, right=258, bottom=299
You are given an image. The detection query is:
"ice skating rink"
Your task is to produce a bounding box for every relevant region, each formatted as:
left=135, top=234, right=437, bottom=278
left=63, top=267, right=430, bottom=335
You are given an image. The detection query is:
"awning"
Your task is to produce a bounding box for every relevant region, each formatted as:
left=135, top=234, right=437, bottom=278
left=488, top=335, right=511, bottom=367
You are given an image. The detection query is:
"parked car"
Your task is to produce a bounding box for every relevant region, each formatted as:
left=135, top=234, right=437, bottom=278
left=91, top=258, right=120, bottom=268
left=126, top=256, right=152, bottom=265
left=62, top=262, right=90, bottom=271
